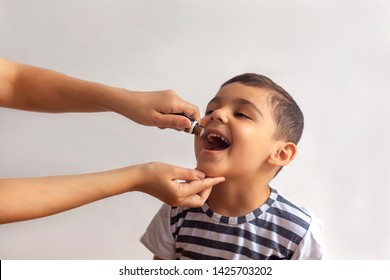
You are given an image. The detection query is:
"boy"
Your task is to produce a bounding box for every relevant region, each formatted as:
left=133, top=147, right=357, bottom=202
left=141, top=73, right=327, bottom=259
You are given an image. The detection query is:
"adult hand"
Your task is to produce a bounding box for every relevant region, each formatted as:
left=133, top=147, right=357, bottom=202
left=110, top=90, right=201, bottom=131
left=133, top=162, right=225, bottom=207
left=0, top=58, right=200, bottom=132
left=0, top=162, right=224, bottom=224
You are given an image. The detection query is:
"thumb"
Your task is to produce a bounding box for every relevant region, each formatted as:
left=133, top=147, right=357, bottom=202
left=179, top=177, right=225, bottom=196
left=174, top=177, right=225, bottom=207
left=171, top=166, right=206, bottom=182
left=157, top=114, right=192, bottom=130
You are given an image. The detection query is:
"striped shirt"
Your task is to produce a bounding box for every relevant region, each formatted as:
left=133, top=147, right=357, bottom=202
left=141, top=188, right=327, bottom=260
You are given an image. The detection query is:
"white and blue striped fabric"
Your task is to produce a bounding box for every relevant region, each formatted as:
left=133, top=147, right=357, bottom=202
left=141, top=188, right=327, bottom=260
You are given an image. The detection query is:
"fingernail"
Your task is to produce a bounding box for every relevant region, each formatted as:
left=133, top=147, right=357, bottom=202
left=195, top=170, right=206, bottom=179
left=182, top=118, right=191, bottom=128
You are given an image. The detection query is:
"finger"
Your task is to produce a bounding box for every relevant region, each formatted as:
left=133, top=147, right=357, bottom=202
left=157, top=126, right=183, bottom=131
left=156, top=114, right=192, bottom=130
left=171, top=167, right=206, bottom=181
left=176, top=186, right=213, bottom=207
left=179, top=177, right=225, bottom=196
left=174, top=100, right=201, bottom=123
left=197, top=185, right=213, bottom=202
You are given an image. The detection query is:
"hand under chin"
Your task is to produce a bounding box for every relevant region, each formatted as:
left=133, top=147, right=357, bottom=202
left=196, top=163, right=227, bottom=178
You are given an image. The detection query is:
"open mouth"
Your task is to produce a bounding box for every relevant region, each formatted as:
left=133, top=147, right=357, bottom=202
left=204, top=132, right=231, bottom=151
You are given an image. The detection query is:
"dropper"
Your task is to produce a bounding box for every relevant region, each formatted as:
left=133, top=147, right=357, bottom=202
left=175, top=114, right=205, bottom=137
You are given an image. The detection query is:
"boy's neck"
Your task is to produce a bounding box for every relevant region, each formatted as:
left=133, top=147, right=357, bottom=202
left=206, top=174, right=272, bottom=217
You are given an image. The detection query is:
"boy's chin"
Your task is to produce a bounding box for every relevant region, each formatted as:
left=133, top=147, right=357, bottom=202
left=196, top=163, right=227, bottom=178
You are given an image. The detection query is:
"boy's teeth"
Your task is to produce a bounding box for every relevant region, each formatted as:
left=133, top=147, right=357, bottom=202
left=207, top=133, right=230, bottom=144
left=205, top=132, right=231, bottom=151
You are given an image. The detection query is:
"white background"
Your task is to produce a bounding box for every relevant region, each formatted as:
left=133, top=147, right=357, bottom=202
left=0, top=0, right=389, bottom=259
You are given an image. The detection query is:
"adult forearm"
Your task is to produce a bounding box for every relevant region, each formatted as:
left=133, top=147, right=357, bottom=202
left=0, top=163, right=224, bottom=224
left=0, top=166, right=139, bottom=224
left=0, top=57, right=127, bottom=113
left=1, top=57, right=200, bottom=129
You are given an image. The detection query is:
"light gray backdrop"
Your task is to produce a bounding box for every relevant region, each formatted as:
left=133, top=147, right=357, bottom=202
left=1, top=0, right=389, bottom=259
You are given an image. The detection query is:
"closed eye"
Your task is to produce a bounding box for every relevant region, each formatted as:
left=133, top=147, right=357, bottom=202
left=205, top=109, right=214, bottom=115
left=234, top=112, right=250, bottom=119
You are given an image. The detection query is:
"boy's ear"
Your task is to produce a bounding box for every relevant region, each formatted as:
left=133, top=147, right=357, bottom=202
left=268, top=142, right=297, bottom=167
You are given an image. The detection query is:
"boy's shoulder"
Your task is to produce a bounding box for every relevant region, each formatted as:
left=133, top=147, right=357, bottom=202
left=267, top=188, right=313, bottom=227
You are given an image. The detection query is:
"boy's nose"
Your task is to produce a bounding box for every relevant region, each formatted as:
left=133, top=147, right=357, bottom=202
left=210, top=109, right=228, bottom=123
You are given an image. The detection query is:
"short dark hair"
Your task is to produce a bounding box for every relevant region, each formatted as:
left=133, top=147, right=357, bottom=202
left=221, top=73, right=304, bottom=145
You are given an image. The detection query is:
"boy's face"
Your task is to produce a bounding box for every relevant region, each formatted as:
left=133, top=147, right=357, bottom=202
left=194, top=82, right=281, bottom=178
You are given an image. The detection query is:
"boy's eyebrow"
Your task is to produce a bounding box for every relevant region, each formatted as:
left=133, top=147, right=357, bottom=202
left=207, top=96, right=263, bottom=118
left=236, top=98, right=263, bottom=118
left=207, top=96, right=221, bottom=106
